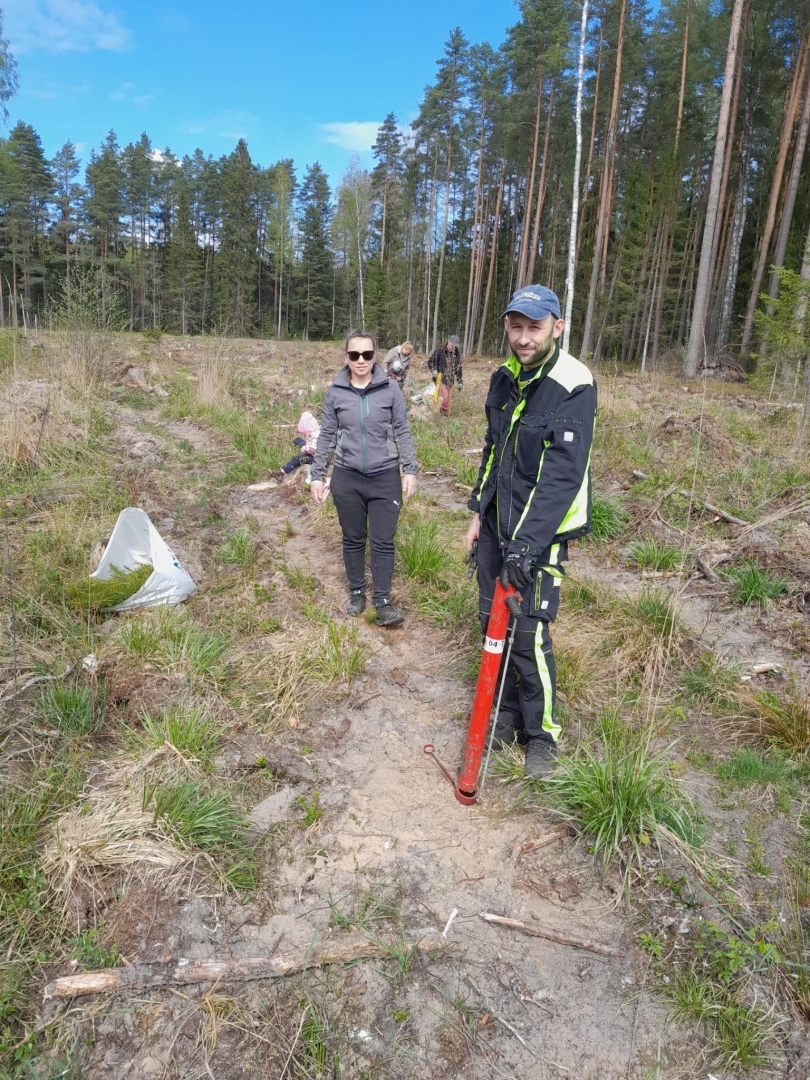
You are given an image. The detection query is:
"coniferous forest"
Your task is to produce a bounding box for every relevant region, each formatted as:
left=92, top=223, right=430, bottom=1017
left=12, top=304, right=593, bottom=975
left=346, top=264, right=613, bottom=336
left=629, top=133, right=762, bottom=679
left=0, top=0, right=809, bottom=373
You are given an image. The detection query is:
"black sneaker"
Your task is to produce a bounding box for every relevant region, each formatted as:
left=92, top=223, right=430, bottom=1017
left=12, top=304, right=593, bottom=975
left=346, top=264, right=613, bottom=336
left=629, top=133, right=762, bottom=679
left=524, top=738, right=558, bottom=781
left=270, top=468, right=287, bottom=482
left=375, top=599, right=404, bottom=627
left=346, top=590, right=366, bottom=616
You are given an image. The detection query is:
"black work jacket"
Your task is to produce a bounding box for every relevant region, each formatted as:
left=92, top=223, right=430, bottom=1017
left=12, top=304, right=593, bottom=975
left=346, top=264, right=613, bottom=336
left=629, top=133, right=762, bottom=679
left=469, top=345, right=596, bottom=560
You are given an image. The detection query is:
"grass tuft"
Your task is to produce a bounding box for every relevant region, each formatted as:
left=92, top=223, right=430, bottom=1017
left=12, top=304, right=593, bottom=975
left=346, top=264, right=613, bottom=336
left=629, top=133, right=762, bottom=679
left=587, top=492, right=628, bottom=542
left=720, top=559, right=787, bottom=606
left=65, top=563, right=152, bottom=611
left=627, top=538, right=686, bottom=571
left=398, top=516, right=451, bottom=583
left=540, top=725, right=700, bottom=881
left=218, top=529, right=258, bottom=570
left=139, top=704, right=223, bottom=764
left=36, top=683, right=104, bottom=735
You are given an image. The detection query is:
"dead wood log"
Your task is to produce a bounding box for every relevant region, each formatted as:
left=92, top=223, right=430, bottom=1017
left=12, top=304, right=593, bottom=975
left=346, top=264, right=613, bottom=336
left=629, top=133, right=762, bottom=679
left=695, top=555, right=720, bottom=583
left=44, top=934, right=446, bottom=1002
left=478, top=913, right=622, bottom=957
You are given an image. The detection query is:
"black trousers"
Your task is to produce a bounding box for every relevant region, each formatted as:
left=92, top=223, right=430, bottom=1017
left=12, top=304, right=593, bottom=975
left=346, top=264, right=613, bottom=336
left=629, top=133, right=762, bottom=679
left=476, top=513, right=562, bottom=743
left=281, top=452, right=314, bottom=474
left=330, top=466, right=402, bottom=604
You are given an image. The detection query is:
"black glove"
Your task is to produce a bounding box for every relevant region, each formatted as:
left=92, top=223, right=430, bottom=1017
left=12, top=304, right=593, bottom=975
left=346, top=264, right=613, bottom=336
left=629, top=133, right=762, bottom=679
left=431, top=373, right=437, bottom=383
left=500, top=542, right=535, bottom=590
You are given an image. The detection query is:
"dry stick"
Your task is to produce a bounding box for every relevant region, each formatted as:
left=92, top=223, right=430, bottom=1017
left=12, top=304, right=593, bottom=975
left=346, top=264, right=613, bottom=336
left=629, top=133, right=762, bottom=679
left=478, top=913, right=621, bottom=958
left=0, top=664, right=73, bottom=705
left=630, top=470, right=747, bottom=525
left=516, top=825, right=571, bottom=861
left=43, top=935, right=446, bottom=1002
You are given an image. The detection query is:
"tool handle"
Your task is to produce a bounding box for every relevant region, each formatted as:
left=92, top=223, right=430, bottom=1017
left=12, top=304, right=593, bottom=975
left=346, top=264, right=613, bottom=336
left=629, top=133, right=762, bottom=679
left=505, top=594, right=522, bottom=618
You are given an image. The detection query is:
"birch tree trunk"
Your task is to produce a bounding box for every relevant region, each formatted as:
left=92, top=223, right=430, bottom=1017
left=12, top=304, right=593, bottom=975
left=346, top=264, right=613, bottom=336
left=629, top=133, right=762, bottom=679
left=739, top=36, right=809, bottom=360
left=684, top=0, right=746, bottom=377
left=563, top=0, right=589, bottom=355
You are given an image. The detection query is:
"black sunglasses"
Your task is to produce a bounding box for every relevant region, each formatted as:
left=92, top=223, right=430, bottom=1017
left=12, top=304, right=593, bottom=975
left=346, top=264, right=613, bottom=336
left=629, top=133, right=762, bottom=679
left=346, top=350, right=375, bottom=362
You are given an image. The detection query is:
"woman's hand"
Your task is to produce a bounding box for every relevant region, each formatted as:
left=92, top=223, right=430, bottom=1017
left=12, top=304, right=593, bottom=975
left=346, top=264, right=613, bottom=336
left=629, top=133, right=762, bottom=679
left=466, top=512, right=480, bottom=551
left=310, top=481, right=328, bottom=505
left=402, top=474, right=417, bottom=501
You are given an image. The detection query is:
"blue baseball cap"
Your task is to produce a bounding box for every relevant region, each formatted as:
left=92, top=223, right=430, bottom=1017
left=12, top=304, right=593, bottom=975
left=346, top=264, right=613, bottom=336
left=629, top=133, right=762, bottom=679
left=501, top=285, right=561, bottom=321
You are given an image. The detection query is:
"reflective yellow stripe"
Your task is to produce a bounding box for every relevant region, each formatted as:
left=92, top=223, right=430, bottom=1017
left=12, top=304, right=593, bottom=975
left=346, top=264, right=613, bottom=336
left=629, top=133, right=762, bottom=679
left=534, top=625, right=560, bottom=740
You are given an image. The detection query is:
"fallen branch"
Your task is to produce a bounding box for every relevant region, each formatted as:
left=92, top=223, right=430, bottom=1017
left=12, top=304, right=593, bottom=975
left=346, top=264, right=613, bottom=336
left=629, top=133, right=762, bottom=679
left=478, top=913, right=621, bottom=957
left=0, top=665, right=73, bottom=705
left=516, top=825, right=571, bottom=861
left=630, top=471, right=747, bottom=526
left=43, top=933, right=445, bottom=1002
left=737, top=496, right=810, bottom=538
left=695, top=555, right=719, bottom=583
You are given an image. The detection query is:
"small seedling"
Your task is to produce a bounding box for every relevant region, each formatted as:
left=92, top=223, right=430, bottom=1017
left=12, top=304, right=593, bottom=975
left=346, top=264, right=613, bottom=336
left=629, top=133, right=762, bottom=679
left=297, top=792, right=322, bottom=828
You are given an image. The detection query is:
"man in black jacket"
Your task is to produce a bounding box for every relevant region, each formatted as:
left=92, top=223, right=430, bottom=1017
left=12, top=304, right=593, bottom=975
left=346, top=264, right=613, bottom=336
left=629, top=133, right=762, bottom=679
left=465, top=286, right=596, bottom=779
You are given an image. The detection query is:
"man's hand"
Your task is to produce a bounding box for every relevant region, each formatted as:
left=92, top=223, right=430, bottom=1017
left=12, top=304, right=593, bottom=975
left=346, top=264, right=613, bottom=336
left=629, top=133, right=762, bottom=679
left=501, top=542, right=535, bottom=589
left=310, top=480, right=328, bottom=505
left=402, top=474, right=417, bottom=500
left=457, top=382, right=463, bottom=392
left=466, top=513, right=480, bottom=552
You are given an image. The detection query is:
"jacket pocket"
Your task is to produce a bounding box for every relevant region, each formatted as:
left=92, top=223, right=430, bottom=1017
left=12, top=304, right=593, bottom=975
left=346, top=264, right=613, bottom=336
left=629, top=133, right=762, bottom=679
left=529, top=562, right=565, bottom=622
left=515, top=413, right=549, bottom=479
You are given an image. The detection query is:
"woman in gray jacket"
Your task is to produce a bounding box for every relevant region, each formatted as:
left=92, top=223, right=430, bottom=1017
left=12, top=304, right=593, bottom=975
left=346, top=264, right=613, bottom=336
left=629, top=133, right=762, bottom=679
left=310, top=330, right=419, bottom=626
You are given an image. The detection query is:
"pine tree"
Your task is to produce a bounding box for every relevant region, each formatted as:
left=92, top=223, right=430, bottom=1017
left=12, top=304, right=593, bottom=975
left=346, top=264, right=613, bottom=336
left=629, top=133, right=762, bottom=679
left=51, top=141, right=84, bottom=283
left=85, top=131, right=126, bottom=281
left=298, top=162, right=333, bottom=339
left=214, top=139, right=258, bottom=335
left=0, top=122, right=52, bottom=323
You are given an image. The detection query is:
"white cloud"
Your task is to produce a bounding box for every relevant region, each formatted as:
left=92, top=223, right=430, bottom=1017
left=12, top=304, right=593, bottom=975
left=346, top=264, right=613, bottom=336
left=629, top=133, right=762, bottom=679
left=179, top=110, right=260, bottom=142
left=318, top=121, right=381, bottom=152
left=4, top=0, right=131, bottom=54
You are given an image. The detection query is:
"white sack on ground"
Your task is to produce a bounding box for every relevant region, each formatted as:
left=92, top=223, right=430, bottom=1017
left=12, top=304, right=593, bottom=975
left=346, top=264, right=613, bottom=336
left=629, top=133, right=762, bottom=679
left=91, top=508, right=197, bottom=611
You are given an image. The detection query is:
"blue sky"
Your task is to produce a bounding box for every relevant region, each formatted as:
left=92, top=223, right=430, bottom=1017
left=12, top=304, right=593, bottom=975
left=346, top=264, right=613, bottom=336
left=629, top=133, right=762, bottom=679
left=3, top=0, right=517, bottom=186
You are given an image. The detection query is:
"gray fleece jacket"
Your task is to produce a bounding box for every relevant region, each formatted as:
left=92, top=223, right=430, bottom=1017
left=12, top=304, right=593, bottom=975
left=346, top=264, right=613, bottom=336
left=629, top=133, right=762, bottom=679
left=310, top=364, right=419, bottom=482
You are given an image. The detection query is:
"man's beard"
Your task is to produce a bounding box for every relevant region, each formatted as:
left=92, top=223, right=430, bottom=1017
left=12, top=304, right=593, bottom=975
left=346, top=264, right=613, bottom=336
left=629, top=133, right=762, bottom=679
left=512, top=338, right=554, bottom=368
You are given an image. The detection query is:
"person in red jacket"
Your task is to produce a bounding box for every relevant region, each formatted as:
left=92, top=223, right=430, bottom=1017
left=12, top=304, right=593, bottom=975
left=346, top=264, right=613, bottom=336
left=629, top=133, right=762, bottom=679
left=428, top=335, right=463, bottom=416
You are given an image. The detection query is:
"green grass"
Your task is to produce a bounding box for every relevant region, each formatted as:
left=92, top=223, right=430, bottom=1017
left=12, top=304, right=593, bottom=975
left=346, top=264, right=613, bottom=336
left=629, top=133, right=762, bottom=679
left=64, top=563, right=153, bottom=611
left=745, top=688, right=810, bottom=751
left=218, top=529, right=258, bottom=570
left=720, top=559, right=788, bottom=606
left=627, top=538, right=687, bottom=571
left=119, top=611, right=230, bottom=679
left=139, top=703, right=223, bottom=764
left=142, top=779, right=255, bottom=889
left=35, top=683, right=104, bottom=736
left=310, top=622, right=368, bottom=683
left=539, top=726, right=700, bottom=881
left=682, top=652, right=740, bottom=712
left=398, top=516, right=451, bottom=583
left=587, top=492, right=628, bottom=542
left=622, top=587, right=684, bottom=642
left=714, top=747, right=792, bottom=788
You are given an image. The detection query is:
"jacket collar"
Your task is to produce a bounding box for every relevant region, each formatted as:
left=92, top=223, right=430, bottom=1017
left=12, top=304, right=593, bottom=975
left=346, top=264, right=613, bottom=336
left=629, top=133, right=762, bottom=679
left=502, top=341, right=560, bottom=383
left=333, top=363, right=389, bottom=390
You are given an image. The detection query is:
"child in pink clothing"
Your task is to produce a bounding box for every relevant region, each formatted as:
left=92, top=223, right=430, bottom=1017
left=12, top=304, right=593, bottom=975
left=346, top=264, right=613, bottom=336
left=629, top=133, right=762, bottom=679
left=272, top=410, right=321, bottom=484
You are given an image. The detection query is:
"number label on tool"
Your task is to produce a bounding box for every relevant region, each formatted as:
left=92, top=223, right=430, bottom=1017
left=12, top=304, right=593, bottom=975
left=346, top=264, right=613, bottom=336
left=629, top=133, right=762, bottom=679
left=484, top=636, right=505, bottom=654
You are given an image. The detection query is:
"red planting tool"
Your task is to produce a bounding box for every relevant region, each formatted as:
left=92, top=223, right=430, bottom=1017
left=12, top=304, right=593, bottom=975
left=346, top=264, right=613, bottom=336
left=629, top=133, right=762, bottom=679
left=424, top=578, right=522, bottom=804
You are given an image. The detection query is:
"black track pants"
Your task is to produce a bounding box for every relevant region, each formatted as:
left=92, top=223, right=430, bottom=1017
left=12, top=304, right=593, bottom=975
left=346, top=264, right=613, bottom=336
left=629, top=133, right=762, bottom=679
left=476, top=513, right=562, bottom=743
left=330, top=466, right=402, bottom=604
